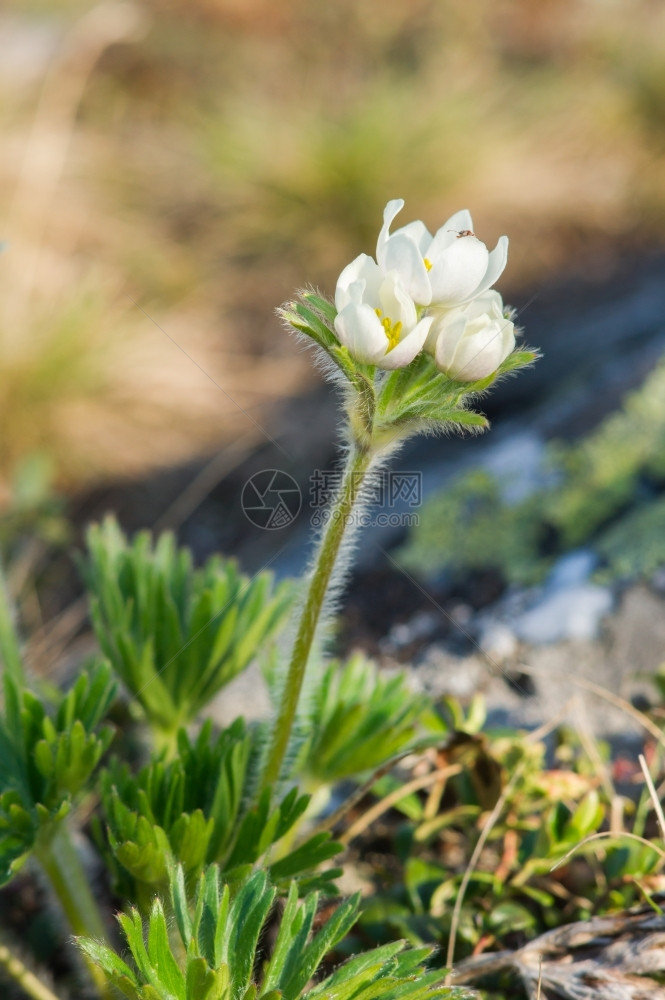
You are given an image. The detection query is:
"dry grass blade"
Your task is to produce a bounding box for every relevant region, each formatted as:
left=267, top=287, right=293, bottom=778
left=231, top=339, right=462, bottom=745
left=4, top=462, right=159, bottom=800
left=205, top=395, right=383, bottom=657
left=0, top=940, right=63, bottom=1000
left=444, top=702, right=578, bottom=985
left=153, top=432, right=256, bottom=532
left=549, top=831, right=665, bottom=872
left=444, top=761, right=527, bottom=984
left=639, top=754, right=665, bottom=842
left=339, top=765, right=462, bottom=846
left=5, top=2, right=147, bottom=319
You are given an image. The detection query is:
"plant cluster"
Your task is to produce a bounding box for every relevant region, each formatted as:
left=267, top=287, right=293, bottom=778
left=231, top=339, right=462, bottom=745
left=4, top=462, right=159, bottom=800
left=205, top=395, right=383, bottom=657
left=4, top=199, right=662, bottom=1000
left=350, top=711, right=664, bottom=969
left=0, top=662, right=115, bottom=890
left=81, top=866, right=473, bottom=1000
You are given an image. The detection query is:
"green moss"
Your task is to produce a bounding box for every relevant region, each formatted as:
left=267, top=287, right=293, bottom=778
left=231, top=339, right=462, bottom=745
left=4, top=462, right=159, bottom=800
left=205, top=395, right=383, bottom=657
left=398, top=469, right=548, bottom=585
left=596, top=497, right=665, bottom=581
left=400, top=360, right=665, bottom=584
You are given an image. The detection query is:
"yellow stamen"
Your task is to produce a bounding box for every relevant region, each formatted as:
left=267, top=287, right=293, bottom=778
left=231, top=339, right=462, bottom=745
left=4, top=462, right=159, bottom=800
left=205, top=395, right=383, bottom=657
left=375, top=307, right=383, bottom=317
left=423, top=257, right=432, bottom=272
left=380, top=316, right=403, bottom=351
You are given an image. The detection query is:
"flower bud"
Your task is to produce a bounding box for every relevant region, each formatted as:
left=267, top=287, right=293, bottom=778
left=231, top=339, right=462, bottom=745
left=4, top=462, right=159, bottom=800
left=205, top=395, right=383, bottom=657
left=427, top=291, right=516, bottom=382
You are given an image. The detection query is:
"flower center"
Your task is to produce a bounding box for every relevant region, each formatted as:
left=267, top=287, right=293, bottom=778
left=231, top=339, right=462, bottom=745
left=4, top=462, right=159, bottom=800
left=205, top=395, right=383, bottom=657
left=423, top=257, right=432, bottom=271
left=375, top=308, right=403, bottom=350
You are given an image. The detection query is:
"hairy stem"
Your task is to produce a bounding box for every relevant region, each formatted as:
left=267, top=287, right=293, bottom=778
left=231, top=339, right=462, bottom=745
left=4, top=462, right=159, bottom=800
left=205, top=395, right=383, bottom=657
left=261, top=444, right=373, bottom=791
left=0, top=939, right=62, bottom=1000
left=35, top=822, right=111, bottom=998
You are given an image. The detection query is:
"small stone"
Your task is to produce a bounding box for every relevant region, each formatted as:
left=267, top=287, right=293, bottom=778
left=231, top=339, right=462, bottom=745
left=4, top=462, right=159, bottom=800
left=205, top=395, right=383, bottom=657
left=385, top=611, right=439, bottom=650
left=386, top=623, right=413, bottom=648
left=415, top=644, right=485, bottom=699
left=477, top=622, right=519, bottom=663
left=449, top=603, right=473, bottom=625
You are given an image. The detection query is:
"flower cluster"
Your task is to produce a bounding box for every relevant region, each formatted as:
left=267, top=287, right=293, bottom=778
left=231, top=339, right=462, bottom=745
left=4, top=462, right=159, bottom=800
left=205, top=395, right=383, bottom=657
left=333, top=199, right=516, bottom=380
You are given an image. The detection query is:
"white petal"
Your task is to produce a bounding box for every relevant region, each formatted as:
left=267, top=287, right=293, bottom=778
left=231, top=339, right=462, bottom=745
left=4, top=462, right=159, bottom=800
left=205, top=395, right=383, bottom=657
left=428, top=237, right=489, bottom=306
left=467, top=235, right=509, bottom=300
left=376, top=199, right=405, bottom=262
left=393, top=219, right=432, bottom=255
left=427, top=209, right=475, bottom=256
left=426, top=227, right=458, bottom=256
left=378, top=274, right=417, bottom=330
left=334, top=303, right=389, bottom=364
left=442, top=208, right=474, bottom=233
left=433, top=314, right=469, bottom=370
left=378, top=316, right=434, bottom=370
left=466, top=289, right=504, bottom=320
left=346, top=279, right=366, bottom=307
left=381, top=233, right=432, bottom=305
left=335, top=253, right=382, bottom=311
left=447, top=319, right=514, bottom=381
left=423, top=319, right=439, bottom=355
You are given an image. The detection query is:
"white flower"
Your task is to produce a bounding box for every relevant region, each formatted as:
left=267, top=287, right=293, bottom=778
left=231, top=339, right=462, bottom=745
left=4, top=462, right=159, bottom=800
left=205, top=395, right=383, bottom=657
left=426, top=290, right=516, bottom=382
left=376, top=199, right=508, bottom=308
left=333, top=253, right=433, bottom=369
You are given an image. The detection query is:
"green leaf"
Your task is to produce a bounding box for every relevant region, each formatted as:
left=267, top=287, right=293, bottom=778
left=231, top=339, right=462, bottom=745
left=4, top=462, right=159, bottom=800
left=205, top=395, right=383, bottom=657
left=76, top=937, right=139, bottom=990
left=79, top=866, right=467, bottom=1000
left=227, top=871, right=276, bottom=999
left=147, top=900, right=186, bottom=999
left=301, top=655, right=428, bottom=785
left=301, top=291, right=337, bottom=324
left=186, top=958, right=226, bottom=1000
left=81, top=518, right=292, bottom=734
left=0, top=661, right=115, bottom=886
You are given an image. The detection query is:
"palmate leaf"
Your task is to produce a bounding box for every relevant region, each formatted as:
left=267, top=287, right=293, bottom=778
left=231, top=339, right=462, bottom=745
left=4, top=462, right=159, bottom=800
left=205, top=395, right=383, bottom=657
left=0, top=661, right=115, bottom=885
left=82, top=517, right=293, bottom=738
left=98, top=720, right=342, bottom=907
left=299, top=655, right=431, bottom=786
left=78, top=866, right=471, bottom=1000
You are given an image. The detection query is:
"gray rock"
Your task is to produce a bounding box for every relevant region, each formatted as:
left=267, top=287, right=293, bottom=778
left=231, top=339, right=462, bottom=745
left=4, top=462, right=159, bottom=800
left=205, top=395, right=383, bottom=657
left=383, top=610, right=439, bottom=651
left=513, top=584, right=613, bottom=645
left=547, top=549, right=598, bottom=591
left=480, top=430, right=547, bottom=504
left=414, top=644, right=485, bottom=699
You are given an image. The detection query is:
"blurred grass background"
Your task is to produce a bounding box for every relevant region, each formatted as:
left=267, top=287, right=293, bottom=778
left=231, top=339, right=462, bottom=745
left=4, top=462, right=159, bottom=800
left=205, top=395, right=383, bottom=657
left=1, top=0, right=665, bottom=496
